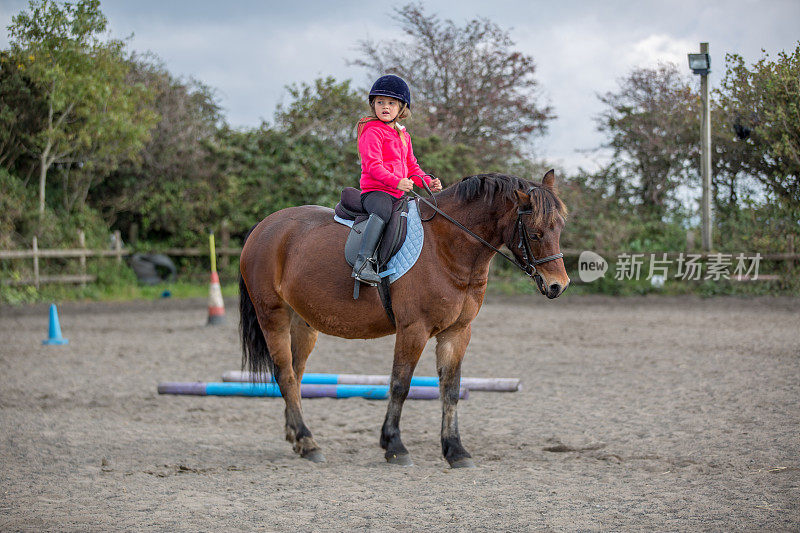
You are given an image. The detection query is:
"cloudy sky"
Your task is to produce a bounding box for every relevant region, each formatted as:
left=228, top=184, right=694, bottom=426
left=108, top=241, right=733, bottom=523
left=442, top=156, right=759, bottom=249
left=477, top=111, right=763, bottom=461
left=1, top=0, right=798, bottom=173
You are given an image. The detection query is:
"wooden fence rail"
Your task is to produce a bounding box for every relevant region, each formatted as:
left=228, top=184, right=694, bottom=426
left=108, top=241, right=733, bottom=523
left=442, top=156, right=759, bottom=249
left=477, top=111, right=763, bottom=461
left=0, top=230, right=244, bottom=289
left=2, top=236, right=797, bottom=288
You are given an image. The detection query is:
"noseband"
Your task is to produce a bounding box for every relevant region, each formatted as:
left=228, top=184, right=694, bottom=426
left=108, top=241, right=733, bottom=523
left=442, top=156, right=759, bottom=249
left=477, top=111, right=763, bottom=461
left=410, top=183, right=563, bottom=279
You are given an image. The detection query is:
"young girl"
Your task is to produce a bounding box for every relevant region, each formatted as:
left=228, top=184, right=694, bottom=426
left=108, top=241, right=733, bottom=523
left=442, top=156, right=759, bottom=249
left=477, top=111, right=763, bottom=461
left=352, top=74, right=442, bottom=284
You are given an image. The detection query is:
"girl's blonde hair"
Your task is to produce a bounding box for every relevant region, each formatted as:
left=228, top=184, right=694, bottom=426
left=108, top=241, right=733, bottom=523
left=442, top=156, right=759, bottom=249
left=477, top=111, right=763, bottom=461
left=357, top=98, right=411, bottom=147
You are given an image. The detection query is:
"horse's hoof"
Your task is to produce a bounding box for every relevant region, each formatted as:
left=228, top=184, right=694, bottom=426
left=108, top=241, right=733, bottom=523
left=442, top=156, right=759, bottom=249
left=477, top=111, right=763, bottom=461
left=385, top=453, right=413, bottom=466
left=449, top=457, right=476, bottom=469
left=302, top=449, right=327, bottom=463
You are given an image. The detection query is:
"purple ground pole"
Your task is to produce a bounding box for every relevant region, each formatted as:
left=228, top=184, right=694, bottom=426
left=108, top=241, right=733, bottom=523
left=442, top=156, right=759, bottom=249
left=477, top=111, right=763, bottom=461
left=157, top=382, right=207, bottom=395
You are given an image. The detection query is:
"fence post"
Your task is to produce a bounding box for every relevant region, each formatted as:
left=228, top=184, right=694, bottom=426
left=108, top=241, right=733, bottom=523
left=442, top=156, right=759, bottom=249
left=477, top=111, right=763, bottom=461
left=789, top=234, right=796, bottom=272
left=128, top=223, right=138, bottom=245
left=78, top=230, right=87, bottom=288
left=114, top=230, right=122, bottom=265
left=32, top=236, right=39, bottom=290
left=220, top=220, right=230, bottom=270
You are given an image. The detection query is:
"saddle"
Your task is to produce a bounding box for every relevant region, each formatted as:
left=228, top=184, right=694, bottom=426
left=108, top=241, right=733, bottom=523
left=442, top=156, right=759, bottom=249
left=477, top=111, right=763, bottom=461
left=334, top=187, right=411, bottom=324
left=334, top=187, right=410, bottom=272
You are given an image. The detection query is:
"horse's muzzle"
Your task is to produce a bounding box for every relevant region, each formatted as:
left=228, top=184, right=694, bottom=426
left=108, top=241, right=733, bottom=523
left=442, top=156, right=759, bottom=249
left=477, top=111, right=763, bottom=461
left=546, top=282, right=566, bottom=299
left=534, top=273, right=568, bottom=299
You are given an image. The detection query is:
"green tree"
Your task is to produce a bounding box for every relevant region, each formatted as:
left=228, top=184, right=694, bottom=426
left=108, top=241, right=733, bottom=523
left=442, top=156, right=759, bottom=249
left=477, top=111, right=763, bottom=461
left=6, top=0, right=157, bottom=217
left=409, top=135, right=479, bottom=185
left=352, top=3, right=554, bottom=168
left=0, top=50, right=45, bottom=175
left=274, top=76, right=364, bottom=149
left=708, top=104, right=762, bottom=209
left=216, top=123, right=360, bottom=230
left=595, top=63, right=700, bottom=217
left=717, top=44, right=800, bottom=210
left=0, top=168, right=34, bottom=247
left=90, top=54, right=224, bottom=243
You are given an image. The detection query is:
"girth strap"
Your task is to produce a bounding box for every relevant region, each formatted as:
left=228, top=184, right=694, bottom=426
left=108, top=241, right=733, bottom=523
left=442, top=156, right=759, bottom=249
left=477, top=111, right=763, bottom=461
left=377, top=277, right=395, bottom=327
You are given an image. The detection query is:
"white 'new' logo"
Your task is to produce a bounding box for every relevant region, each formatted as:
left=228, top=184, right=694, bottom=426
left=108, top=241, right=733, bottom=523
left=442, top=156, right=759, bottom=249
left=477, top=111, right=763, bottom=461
left=578, top=251, right=607, bottom=282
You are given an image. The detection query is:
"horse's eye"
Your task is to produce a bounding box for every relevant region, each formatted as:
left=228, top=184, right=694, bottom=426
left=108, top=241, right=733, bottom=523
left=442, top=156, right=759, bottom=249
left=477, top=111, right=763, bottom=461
left=531, top=233, right=542, bottom=241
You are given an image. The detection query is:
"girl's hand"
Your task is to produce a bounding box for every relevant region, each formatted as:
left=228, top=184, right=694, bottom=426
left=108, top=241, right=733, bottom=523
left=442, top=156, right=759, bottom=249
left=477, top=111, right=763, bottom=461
left=429, top=178, right=442, bottom=192
left=397, top=178, right=414, bottom=192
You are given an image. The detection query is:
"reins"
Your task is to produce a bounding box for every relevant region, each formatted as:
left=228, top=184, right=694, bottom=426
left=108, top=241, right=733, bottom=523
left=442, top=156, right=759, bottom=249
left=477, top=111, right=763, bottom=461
left=408, top=178, right=563, bottom=279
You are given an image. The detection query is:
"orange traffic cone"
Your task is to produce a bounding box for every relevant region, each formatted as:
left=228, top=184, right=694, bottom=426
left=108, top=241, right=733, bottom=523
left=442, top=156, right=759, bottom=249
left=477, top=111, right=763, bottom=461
left=207, top=232, right=225, bottom=326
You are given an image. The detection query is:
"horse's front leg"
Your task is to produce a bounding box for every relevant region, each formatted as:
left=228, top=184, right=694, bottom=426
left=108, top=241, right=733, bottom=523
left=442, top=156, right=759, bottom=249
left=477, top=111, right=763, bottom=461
left=436, top=324, right=475, bottom=468
left=380, top=323, right=428, bottom=466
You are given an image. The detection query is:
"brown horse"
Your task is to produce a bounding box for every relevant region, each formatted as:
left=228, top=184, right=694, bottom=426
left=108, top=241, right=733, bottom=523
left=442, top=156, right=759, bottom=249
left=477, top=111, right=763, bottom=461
left=239, top=170, right=569, bottom=467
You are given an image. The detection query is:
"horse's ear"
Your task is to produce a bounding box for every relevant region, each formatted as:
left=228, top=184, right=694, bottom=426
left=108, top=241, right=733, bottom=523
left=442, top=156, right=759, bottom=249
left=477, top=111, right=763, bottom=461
left=542, top=169, right=556, bottom=189
left=514, top=189, right=531, bottom=207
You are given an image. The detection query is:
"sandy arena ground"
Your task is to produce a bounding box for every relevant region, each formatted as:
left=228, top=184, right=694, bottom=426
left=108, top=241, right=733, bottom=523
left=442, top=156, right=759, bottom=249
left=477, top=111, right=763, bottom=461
left=1, top=294, right=798, bottom=531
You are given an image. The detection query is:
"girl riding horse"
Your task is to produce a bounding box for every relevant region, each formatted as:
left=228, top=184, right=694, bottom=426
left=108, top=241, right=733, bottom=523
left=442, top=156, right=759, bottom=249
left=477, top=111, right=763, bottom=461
left=239, top=167, right=569, bottom=467
left=353, top=75, right=442, bottom=284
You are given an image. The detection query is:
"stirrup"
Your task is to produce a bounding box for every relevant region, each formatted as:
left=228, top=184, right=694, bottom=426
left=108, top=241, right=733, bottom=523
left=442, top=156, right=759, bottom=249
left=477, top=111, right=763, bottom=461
left=352, top=259, right=380, bottom=285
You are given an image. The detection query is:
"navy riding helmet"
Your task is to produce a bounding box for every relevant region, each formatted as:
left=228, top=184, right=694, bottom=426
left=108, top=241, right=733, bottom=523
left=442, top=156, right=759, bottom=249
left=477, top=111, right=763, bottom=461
left=369, top=75, right=411, bottom=109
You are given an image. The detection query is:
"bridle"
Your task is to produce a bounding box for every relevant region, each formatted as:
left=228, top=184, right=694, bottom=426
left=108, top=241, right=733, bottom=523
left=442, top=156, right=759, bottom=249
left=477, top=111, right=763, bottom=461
left=513, top=199, right=565, bottom=277
left=409, top=178, right=564, bottom=280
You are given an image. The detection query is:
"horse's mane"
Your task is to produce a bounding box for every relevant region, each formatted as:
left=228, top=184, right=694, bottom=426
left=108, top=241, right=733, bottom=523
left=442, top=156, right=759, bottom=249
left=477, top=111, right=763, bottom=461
left=452, top=173, right=567, bottom=227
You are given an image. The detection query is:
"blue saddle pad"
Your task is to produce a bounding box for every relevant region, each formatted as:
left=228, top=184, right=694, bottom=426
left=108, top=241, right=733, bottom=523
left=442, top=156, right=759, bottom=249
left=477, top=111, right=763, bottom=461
left=334, top=200, right=424, bottom=283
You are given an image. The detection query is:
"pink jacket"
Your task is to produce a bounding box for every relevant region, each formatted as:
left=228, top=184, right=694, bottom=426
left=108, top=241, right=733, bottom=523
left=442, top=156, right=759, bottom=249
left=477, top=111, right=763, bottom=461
left=358, top=119, right=431, bottom=198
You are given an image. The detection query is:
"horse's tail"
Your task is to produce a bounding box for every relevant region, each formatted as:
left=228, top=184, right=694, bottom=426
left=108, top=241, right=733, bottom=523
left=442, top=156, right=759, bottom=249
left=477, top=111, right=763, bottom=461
left=239, top=225, right=275, bottom=383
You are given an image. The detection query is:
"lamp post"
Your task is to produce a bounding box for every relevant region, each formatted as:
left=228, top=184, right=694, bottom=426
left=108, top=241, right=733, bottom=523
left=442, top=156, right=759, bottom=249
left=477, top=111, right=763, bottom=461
left=688, top=43, right=712, bottom=251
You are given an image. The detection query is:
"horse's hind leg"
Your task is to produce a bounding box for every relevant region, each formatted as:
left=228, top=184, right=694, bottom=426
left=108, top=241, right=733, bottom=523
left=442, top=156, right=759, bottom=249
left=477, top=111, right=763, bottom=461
left=436, top=324, right=474, bottom=468
left=380, top=323, right=428, bottom=466
left=261, top=305, right=324, bottom=462
left=284, top=311, right=318, bottom=446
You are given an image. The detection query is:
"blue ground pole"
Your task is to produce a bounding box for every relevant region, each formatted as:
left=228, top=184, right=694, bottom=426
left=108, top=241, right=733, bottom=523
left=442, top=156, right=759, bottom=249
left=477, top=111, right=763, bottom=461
left=157, top=382, right=468, bottom=400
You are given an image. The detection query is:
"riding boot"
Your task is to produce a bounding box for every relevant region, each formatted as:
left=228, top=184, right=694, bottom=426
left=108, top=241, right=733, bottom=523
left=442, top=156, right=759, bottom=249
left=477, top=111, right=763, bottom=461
left=352, top=214, right=386, bottom=285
